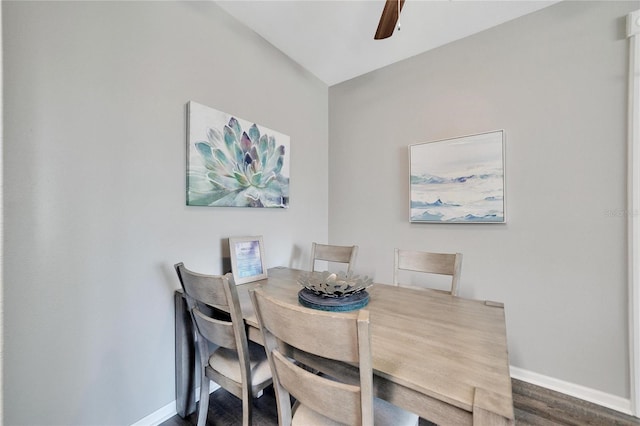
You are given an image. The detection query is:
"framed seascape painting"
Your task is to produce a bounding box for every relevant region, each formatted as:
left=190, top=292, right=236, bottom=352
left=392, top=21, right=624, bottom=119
left=187, top=101, right=290, bottom=208
left=409, top=130, right=506, bottom=223
left=229, top=236, right=268, bottom=284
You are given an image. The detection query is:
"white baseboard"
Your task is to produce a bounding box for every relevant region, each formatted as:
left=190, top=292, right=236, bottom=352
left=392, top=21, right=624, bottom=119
left=510, top=366, right=635, bottom=417
left=130, top=383, right=221, bottom=426
left=131, top=400, right=177, bottom=426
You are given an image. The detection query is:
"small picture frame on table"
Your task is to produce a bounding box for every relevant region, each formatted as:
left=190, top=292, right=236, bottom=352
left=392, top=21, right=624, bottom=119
left=229, top=236, right=267, bottom=284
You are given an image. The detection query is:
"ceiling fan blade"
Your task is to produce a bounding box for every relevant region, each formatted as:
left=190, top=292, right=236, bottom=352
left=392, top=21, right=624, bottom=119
left=374, top=0, right=405, bottom=40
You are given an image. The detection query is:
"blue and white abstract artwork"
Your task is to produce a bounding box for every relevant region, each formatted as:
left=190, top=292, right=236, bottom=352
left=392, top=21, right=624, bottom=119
left=409, top=131, right=505, bottom=223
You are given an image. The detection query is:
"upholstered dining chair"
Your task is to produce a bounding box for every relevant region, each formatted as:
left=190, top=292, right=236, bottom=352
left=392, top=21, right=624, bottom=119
left=174, top=263, right=272, bottom=426
left=310, top=242, right=358, bottom=274
left=393, top=249, right=463, bottom=296
left=249, top=287, right=419, bottom=426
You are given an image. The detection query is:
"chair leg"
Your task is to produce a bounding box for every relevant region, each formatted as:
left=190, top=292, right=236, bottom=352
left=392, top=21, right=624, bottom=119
left=197, top=377, right=210, bottom=426
left=242, top=392, right=252, bottom=426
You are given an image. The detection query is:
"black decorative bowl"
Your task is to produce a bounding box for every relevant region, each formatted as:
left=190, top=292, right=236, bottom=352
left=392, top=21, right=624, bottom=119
left=297, top=271, right=372, bottom=312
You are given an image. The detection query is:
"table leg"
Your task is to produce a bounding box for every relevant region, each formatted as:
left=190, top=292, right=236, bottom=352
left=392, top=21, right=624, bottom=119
left=175, top=290, right=196, bottom=418
left=472, top=387, right=514, bottom=425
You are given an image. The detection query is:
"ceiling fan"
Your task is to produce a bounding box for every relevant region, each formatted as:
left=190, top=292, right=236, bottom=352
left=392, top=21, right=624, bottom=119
left=374, top=0, right=406, bottom=40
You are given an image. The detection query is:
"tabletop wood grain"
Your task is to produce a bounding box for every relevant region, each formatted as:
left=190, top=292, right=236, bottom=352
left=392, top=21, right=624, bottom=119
left=235, top=267, right=514, bottom=425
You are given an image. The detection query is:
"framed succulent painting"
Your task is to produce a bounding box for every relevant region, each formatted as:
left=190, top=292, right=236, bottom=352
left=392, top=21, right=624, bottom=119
left=409, top=130, right=505, bottom=223
left=187, top=101, right=290, bottom=208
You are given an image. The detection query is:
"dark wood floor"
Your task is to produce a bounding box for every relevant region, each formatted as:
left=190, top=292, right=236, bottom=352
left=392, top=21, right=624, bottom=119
left=512, top=379, right=640, bottom=426
left=162, top=379, right=640, bottom=426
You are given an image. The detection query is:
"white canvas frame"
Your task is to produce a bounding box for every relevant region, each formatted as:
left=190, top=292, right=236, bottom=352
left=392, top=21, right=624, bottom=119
left=229, top=236, right=268, bottom=284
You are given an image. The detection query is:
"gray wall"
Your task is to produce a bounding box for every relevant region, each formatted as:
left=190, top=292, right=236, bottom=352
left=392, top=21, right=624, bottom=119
left=3, top=1, right=328, bottom=424
left=329, top=0, right=634, bottom=399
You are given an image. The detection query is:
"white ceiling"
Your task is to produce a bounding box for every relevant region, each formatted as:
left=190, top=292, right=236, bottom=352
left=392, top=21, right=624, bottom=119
left=215, top=0, right=559, bottom=86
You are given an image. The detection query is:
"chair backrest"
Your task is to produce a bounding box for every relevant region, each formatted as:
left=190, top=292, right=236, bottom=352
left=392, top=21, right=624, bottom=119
left=311, top=242, right=358, bottom=274
left=250, top=287, right=373, bottom=426
left=174, top=262, right=251, bottom=377
left=393, top=249, right=463, bottom=296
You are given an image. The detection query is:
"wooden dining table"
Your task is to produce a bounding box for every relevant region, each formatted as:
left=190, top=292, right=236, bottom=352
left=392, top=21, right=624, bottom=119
left=174, top=266, right=514, bottom=425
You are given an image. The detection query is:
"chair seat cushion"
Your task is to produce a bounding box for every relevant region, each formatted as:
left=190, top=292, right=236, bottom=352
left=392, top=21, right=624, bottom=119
left=208, top=341, right=272, bottom=387
left=291, top=398, right=419, bottom=426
